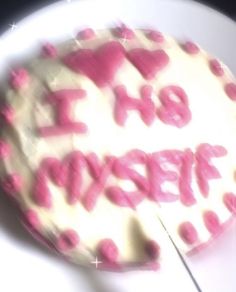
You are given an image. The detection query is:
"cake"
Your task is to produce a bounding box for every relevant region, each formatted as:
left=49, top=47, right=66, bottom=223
left=1, top=25, right=236, bottom=271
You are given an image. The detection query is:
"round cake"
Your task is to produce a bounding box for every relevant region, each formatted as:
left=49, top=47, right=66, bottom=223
left=1, top=25, right=236, bottom=271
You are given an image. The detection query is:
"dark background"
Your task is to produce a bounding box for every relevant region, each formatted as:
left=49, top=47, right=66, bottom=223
left=0, top=0, right=235, bottom=31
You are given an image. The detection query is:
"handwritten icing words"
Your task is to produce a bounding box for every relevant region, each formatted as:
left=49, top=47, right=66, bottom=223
left=37, top=85, right=191, bottom=137
left=32, top=144, right=227, bottom=211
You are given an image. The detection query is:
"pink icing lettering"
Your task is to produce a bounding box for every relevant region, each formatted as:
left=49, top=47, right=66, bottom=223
left=146, top=30, right=164, bottom=43
left=203, top=210, right=221, bottom=234
left=41, top=42, right=58, bottom=58
left=225, top=83, right=236, bottom=101
left=223, top=192, right=236, bottom=214
left=77, top=28, right=95, bottom=40
left=1, top=173, right=22, bottom=196
left=9, top=68, right=29, bottom=90
left=209, top=59, right=224, bottom=76
left=114, top=85, right=155, bottom=126
left=38, top=89, right=87, bottom=137
left=83, top=155, right=114, bottom=211
left=33, top=152, right=85, bottom=208
left=127, top=48, right=169, bottom=80
left=148, top=149, right=194, bottom=204
left=56, top=229, right=80, bottom=251
left=106, top=150, right=148, bottom=208
left=145, top=240, right=160, bottom=259
left=157, top=85, right=191, bottom=128
left=0, top=104, right=14, bottom=124
left=178, top=222, right=198, bottom=244
left=113, top=24, right=135, bottom=40
left=63, top=41, right=125, bottom=87
left=182, top=41, right=199, bottom=54
left=0, top=140, right=10, bottom=159
left=195, top=144, right=227, bottom=196
left=98, top=239, right=119, bottom=262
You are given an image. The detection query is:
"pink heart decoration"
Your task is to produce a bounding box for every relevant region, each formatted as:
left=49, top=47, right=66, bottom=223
left=63, top=41, right=125, bottom=87
left=127, top=48, right=169, bottom=80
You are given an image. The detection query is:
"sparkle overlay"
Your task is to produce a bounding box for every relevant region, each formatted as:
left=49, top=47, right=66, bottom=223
left=90, top=257, right=102, bottom=269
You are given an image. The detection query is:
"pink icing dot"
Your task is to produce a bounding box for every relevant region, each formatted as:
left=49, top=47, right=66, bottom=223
left=203, top=211, right=221, bottom=234
left=1, top=173, right=22, bottom=196
left=145, top=240, right=160, bottom=259
left=209, top=59, right=224, bottom=76
left=146, top=30, right=164, bottom=43
left=0, top=140, right=10, bottom=159
left=23, top=209, right=41, bottom=230
left=9, top=68, right=29, bottom=90
left=114, top=24, right=135, bottom=40
left=41, top=42, right=57, bottom=58
left=0, top=105, right=14, bottom=124
left=77, top=28, right=95, bottom=40
left=98, top=239, right=119, bottom=263
left=225, top=83, right=236, bottom=101
left=178, top=222, right=198, bottom=245
left=182, top=41, right=199, bottom=55
left=56, top=229, right=80, bottom=252
left=223, top=192, right=236, bottom=214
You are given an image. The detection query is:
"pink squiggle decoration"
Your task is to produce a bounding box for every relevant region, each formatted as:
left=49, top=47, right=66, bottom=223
left=127, top=48, right=169, bottom=80
left=146, top=30, right=164, bottom=43
left=114, top=85, right=156, bottom=126
left=182, top=41, right=199, bottom=55
left=195, top=144, right=227, bottom=197
left=56, top=229, right=80, bottom=252
left=83, top=155, right=114, bottom=211
left=225, top=83, right=236, bottom=101
left=38, top=89, right=87, bottom=137
left=223, top=192, right=236, bottom=214
left=157, top=85, right=191, bottom=128
left=106, top=150, right=148, bottom=208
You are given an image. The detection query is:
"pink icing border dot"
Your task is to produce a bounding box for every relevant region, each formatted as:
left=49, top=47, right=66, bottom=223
left=1, top=173, right=22, bottom=196
left=178, top=221, right=198, bottom=245
left=203, top=210, right=221, bottom=234
left=145, top=240, right=160, bottom=259
left=209, top=59, right=224, bottom=76
left=9, top=68, right=29, bottom=90
left=41, top=42, right=58, bottom=58
left=98, top=239, right=119, bottom=263
left=223, top=193, right=236, bottom=214
left=114, top=24, right=135, bottom=40
left=182, top=41, right=199, bottom=55
left=23, top=209, right=41, bottom=230
left=56, top=229, right=80, bottom=252
left=77, top=28, right=95, bottom=40
left=225, top=83, right=236, bottom=101
left=0, top=104, right=14, bottom=124
left=0, top=140, right=10, bottom=159
left=146, top=30, right=164, bottom=43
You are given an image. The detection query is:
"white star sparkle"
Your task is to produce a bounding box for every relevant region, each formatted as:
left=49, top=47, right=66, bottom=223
left=9, top=23, right=17, bottom=31
left=90, top=257, right=102, bottom=269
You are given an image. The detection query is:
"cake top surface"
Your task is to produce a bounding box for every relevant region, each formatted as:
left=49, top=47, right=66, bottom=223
left=1, top=26, right=236, bottom=270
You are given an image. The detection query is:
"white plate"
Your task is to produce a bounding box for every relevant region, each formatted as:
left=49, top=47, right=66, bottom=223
left=0, top=1, right=236, bottom=292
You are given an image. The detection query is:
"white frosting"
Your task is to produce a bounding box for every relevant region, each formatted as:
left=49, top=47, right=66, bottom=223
left=1, top=29, right=236, bottom=267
